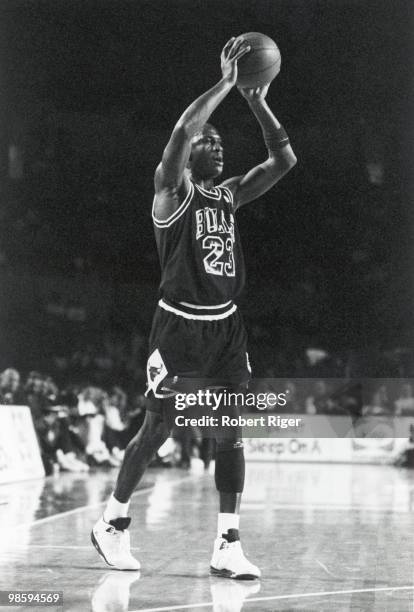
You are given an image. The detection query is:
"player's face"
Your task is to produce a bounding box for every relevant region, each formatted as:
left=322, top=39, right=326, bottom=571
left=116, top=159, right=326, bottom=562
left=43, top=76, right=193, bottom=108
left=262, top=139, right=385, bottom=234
left=189, top=128, right=224, bottom=180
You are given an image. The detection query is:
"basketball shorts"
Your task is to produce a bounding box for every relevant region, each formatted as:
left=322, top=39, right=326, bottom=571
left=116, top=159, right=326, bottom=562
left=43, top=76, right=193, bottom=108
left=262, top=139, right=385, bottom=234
left=145, top=298, right=251, bottom=407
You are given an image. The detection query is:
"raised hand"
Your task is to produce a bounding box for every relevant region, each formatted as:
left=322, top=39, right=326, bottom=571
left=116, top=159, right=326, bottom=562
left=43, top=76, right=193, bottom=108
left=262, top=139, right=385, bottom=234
left=220, top=37, right=251, bottom=86
left=237, top=84, right=270, bottom=103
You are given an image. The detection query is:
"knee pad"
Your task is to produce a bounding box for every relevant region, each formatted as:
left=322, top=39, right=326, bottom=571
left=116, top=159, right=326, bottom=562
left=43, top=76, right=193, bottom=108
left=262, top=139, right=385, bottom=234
left=214, top=440, right=245, bottom=493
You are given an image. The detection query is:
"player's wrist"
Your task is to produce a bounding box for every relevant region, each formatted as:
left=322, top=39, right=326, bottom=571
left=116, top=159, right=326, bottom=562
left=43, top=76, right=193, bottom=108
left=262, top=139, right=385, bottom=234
left=219, top=75, right=236, bottom=89
left=246, top=96, right=267, bottom=109
left=263, top=125, right=290, bottom=152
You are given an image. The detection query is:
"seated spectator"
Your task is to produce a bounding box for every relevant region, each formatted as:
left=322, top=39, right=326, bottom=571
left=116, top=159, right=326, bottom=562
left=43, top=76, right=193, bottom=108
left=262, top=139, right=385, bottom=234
left=23, top=371, right=50, bottom=430
left=395, top=383, right=414, bottom=416
left=330, top=382, right=363, bottom=421
left=172, top=423, right=201, bottom=469
left=283, top=381, right=304, bottom=413
left=79, top=386, right=120, bottom=468
left=103, top=386, right=129, bottom=462
left=305, top=380, right=342, bottom=415
left=394, top=424, right=414, bottom=468
left=55, top=386, right=91, bottom=460
left=0, top=368, right=25, bottom=404
left=363, top=385, right=393, bottom=416
left=43, top=375, right=59, bottom=406
left=35, top=399, right=89, bottom=475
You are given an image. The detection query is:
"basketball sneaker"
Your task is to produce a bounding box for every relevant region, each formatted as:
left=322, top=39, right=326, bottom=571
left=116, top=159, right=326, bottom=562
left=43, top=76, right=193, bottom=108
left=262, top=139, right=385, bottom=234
left=210, top=529, right=261, bottom=580
left=91, top=517, right=140, bottom=571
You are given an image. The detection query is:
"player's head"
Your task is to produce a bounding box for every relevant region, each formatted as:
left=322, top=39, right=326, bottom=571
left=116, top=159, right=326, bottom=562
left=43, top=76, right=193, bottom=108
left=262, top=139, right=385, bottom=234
left=188, top=123, right=223, bottom=181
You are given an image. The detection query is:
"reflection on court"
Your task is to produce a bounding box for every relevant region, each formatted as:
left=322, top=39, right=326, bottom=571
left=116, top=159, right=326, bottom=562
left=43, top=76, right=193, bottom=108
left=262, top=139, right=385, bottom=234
left=0, top=462, right=413, bottom=611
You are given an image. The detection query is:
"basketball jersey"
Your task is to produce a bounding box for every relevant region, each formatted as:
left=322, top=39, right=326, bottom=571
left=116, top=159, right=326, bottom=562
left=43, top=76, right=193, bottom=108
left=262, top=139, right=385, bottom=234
left=152, top=180, right=245, bottom=305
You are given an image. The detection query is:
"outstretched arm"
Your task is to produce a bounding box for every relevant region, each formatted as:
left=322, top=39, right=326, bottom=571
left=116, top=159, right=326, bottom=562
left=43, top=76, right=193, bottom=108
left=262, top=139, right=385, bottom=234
left=221, top=86, right=297, bottom=209
left=153, top=38, right=250, bottom=221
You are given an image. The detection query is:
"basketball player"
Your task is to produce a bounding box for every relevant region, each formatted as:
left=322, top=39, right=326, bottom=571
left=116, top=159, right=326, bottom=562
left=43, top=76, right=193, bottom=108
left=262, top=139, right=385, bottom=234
left=92, top=36, right=296, bottom=579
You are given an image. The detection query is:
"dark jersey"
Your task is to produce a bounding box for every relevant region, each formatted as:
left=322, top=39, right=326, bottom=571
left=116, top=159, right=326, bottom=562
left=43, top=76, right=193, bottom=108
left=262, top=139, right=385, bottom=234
left=152, top=180, right=245, bottom=305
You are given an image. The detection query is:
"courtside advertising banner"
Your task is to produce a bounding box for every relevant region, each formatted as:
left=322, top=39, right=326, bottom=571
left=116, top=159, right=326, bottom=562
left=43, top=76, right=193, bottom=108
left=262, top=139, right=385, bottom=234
left=0, top=405, right=45, bottom=483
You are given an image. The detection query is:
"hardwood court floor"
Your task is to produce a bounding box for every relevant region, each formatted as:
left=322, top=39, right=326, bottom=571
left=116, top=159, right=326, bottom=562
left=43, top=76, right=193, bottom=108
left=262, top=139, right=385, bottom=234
left=0, top=460, right=413, bottom=611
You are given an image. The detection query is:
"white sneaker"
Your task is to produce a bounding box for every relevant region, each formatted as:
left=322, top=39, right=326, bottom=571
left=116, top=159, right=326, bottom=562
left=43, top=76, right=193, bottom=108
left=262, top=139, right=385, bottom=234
left=91, top=517, right=140, bottom=571
left=210, top=530, right=261, bottom=580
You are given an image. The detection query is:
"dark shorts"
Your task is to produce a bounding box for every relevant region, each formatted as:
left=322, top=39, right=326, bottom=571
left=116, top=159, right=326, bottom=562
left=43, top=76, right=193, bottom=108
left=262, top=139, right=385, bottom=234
left=145, top=298, right=251, bottom=408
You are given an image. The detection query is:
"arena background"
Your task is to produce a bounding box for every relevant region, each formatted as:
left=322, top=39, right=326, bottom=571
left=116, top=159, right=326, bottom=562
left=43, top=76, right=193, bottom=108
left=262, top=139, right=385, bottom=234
left=1, top=0, right=413, bottom=389
left=1, top=2, right=414, bottom=611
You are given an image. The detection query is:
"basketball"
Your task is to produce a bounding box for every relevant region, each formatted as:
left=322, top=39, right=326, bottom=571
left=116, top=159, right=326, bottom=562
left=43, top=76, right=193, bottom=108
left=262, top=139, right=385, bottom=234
left=236, top=32, right=281, bottom=89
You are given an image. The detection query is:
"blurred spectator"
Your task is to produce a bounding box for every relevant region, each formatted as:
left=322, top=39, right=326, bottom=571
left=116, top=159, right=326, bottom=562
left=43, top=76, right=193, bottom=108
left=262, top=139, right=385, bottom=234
left=35, top=396, right=89, bottom=475
left=305, top=380, right=342, bottom=415
left=103, top=386, right=129, bottom=462
left=79, top=386, right=121, bottom=467
left=283, top=380, right=304, bottom=413
left=0, top=365, right=151, bottom=473
left=0, top=368, right=25, bottom=404
left=77, top=385, right=100, bottom=417
left=394, top=424, right=414, bottom=468
left=54, top=386, right=92, bottom=459
left=23, top=371, right=51, bottom=429
left=395, top=383, right=414, bottom=416
left=43, top=376, right=59, bottom=406
left=172, top=423, right=201, bottom=469
left=330, top=382, right=363, bottom=422
left=362, top=384, right=393, bottom=416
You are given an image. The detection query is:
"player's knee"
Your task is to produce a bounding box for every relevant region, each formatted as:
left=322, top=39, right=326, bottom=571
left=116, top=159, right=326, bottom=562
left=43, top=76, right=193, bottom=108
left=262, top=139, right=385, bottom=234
left=142, top=410, right=171, bottom=442
left=214, top=439, right=245, bottom=493
left=215, top=419, right=242, bottom=446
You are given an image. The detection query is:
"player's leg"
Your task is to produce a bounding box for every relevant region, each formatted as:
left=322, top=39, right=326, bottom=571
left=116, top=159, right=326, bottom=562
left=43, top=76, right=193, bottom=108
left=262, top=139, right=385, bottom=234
left=198, top=309, right=259, bottom=578
left=210, top=410, right=260, bottom=580
left=91, top=400, right=172, bottom=570
left=111, top=407, right=171, bottom=504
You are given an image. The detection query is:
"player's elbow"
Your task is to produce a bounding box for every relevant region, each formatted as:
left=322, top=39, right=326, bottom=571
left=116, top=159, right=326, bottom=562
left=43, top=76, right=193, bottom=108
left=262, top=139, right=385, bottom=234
left=288, top=149, right=298, bottom=168
left=280, top=145, right=297, bottom=170
left=283, top=152, right=297, bottom=172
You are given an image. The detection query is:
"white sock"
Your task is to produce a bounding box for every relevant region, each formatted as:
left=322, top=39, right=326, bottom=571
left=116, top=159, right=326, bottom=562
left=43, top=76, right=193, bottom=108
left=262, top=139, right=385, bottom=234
left=103, top=494, right=130, bottom=522
left=217, top=513, right=240, bottom=538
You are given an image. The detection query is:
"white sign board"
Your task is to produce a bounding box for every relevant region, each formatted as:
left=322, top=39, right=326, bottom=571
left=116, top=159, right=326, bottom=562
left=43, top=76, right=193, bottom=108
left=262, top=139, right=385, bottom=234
left=0, top=405, right=45, bottom=483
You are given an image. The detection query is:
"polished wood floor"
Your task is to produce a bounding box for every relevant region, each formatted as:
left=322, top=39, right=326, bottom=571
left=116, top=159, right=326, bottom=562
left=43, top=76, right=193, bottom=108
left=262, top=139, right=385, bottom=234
left=0, top=460, right=413, bottom=611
